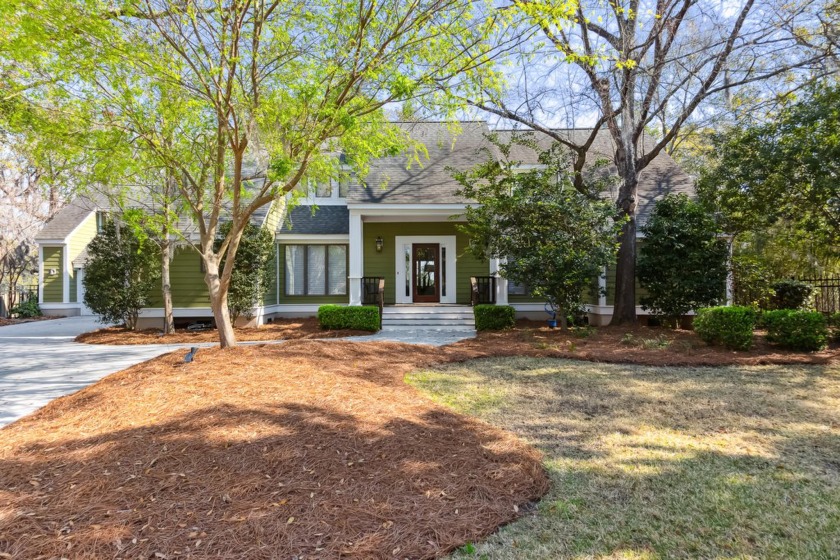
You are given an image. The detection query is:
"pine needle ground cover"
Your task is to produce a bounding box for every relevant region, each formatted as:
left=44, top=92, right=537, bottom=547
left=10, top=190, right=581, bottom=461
left=0, top=341, right=548, bottom=559
left=408, top=357, right=840, bottom=559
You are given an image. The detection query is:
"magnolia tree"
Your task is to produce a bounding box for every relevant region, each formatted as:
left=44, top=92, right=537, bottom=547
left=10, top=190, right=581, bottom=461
left=454, top=136, right=623, bottom=330
left=40, top=0, right=506, bottom=347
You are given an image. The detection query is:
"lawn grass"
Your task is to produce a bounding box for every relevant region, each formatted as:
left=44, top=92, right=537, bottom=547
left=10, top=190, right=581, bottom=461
left=407, top=357, right=840, bottom=559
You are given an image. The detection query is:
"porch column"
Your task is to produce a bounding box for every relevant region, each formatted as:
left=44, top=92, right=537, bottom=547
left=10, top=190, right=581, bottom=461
left=490, top=257, right=508, bottom=305
left=599, top=266, right=608, bottom=307
left=348, top=212, right=363, bottom=306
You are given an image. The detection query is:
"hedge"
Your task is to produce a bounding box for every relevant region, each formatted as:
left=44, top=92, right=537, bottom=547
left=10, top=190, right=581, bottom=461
left=474, top=304, right=515, bottom=331
left=317, top=305, right=380, bottom=332
left=829, top=313, right=840, bottom=342
left=762, top=309, right=828, bottom=351
left=770, top=279, right=813, bottom=310
left=693, top=306, right=757, bottom=350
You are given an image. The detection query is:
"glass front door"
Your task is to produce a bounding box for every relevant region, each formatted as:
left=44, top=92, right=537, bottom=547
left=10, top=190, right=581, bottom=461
left=412, top=243, right=440, bottom=303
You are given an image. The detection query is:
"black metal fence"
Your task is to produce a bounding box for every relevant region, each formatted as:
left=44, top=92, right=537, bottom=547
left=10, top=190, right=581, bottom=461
left=801, top=276, right=840, bottom=314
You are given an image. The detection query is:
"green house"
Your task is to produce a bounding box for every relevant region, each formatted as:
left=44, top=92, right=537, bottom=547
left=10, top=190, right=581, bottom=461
left=35, top=121, right=699, bottom=329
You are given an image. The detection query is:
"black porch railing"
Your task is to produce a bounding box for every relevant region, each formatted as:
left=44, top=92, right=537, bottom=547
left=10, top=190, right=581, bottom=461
left=361, top=277, right=385, bottom=326
left=470, top=276, right=497, bottom=306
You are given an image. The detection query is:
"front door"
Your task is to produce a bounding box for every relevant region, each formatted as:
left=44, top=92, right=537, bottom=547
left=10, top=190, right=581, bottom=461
left=412, top=243, right=440, bottom=303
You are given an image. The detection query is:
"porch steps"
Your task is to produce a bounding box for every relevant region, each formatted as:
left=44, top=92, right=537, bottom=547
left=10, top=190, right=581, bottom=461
left=381, top=305, right=475, bottom=330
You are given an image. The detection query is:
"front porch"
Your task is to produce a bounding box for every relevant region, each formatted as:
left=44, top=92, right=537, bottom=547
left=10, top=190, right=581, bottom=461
left=346, top=206, right=508, bottom=308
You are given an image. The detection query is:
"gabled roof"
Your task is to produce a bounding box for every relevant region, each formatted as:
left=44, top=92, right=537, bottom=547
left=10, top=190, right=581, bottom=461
left=346, top=121, right=491, bottom=205
left=34, top=197, right=97, bottom=241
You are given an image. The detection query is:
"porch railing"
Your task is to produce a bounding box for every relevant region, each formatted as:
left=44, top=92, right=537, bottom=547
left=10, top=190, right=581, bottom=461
left=470, top=276, right=497, bottom=306
left=361, top=276, right=385, bottom=327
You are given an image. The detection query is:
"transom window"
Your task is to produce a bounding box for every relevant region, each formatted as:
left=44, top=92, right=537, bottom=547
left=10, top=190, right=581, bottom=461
left=285, top=244, right=347, bottom=296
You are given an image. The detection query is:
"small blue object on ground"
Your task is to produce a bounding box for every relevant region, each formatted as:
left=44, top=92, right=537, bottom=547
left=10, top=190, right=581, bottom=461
left=184, top=347, right=198, bottom=363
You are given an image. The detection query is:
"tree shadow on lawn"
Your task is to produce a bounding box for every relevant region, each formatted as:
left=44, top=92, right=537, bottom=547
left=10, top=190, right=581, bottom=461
left=0, top=342, right=551, bottom=560
left=410, top=357, right=840, bottom=559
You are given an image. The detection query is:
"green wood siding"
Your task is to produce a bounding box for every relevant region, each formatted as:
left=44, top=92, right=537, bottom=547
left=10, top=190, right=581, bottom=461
left=148, top=247, right=211, bottom=308
left=277, top=244, right=349, bottom=304
left=263, top=245, right=279, bottom=305
left=42, top=246, right=63, bottom=302
left=68, top=214, right=96, bottom=263
left=69, top=269, right=77, bottom=303
left=362, top=222, right=488, bottom=305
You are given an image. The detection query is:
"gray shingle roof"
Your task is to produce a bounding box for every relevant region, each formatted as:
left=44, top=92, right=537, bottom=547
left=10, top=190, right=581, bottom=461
left=345, top=123, right=695, bottom=227
left=278, top=205, right=349, bottom=235
left=491, top=128, right=695, bottom=227
left=346, top=121, right=492, bottom=205
left=34, top=197, right=97, bottom=241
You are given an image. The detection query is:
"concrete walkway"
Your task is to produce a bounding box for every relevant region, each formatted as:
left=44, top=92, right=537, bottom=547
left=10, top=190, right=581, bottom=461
left=0, top=317, right=190, bottom=427
left=0, top=317, right=475, bottom=427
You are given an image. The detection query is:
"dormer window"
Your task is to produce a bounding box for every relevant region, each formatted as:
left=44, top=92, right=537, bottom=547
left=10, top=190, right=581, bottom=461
left=96, top=211, right=110, bottom=232
left=312, top=177, right=349, bottom=202
left=315, top=181, right=333, bottom=198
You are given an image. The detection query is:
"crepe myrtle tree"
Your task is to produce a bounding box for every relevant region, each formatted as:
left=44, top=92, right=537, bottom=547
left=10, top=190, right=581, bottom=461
left=83, top=220, right=160, bottom=330
left=48, top=0, right=508, bottom=348
left=454, top=136, right=624, bottom=330
left=637, top=194, right=729, bottom=325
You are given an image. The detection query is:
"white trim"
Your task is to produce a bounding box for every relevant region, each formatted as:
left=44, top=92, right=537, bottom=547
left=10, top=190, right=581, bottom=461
left=40, top=302, right=82, bottom=310
left=348, top=213, right=364, bottom=305
left=77, top=268, right=93, bottom=315
left=38, top=245, right=44, bottom=304
left=363, top=215, right=467, bottom=223
left=138, top=307, right=215, bottom=318
left=490, top=258, right=508, bottom=305
left=62, top=243, right=70, bottom=303
left=275, top=234, right=350, bottom=243
left=35, top=238, right=66, bottom=244
left=394, top=235, right=457, bottom=304
left=263, top=303, right=329, bottom=313
left=349, top=203, right=468, bottom=213
left=275, top=243, right=280, bottom=306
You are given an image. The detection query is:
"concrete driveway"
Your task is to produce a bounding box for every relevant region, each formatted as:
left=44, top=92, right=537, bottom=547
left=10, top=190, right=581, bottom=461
left=0, top=317, right=189, bottom=427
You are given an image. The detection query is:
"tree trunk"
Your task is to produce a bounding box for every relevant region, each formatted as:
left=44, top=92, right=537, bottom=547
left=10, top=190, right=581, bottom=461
left=161, top=239, right=174, bottom=335
left=559, top=305, right=569, bottom=330
left=611, top=168, right=639, bottom=325
left=205, top=257, right=237, bottom=348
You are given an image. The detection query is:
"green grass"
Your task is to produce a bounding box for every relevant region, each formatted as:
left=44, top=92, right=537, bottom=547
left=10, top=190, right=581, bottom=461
left=406, top=357, right=840, bottom=559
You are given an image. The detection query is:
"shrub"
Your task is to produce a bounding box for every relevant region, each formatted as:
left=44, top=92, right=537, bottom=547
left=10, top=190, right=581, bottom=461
left=693, top=306, right=757, bottom=350
left=770, top=279, right=813, bottom=310
left=317, top=305, right=380, bottom=331
left=762, top=309, right=828, bottom=351
left=83, top=221, right=160, bottom=330
left=731, top=255, right=775, bottom=309
left=828, top=313, right=840, bottom=342
left=215, top=222, right=275, bottom=325
left=638, top=194, right=729, bottom=324
left=10, top=297, right=41, bottom=318
left=474, top=304, right=515, bottom=331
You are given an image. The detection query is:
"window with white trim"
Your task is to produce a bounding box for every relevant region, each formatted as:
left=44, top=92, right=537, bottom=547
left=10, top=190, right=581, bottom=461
left=285, top=244, right=347, bottom=296
left=508, top=281, right=527, bottom=295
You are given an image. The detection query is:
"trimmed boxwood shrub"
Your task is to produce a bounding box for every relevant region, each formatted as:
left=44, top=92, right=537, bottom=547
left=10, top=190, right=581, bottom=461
left=474, top=304, right=515, bottom=331
left=693, top=306, right=757, bottom=350
left=770, top=279, right=813, bottom=310
left=762, top=309, right=828, bottom=351
left=317, top=305, right=380, bottom=332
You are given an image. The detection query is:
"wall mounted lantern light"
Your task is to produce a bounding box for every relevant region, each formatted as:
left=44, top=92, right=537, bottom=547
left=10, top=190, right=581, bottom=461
left=375, top=236, right=384, bottom=252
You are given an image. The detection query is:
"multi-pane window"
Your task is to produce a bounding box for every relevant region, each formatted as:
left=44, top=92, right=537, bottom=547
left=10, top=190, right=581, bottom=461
left=285, top=244, right=347, bottom=296
left=315, top=181, right=332, bottom=198
left=508, top=281, right=527, bottom=295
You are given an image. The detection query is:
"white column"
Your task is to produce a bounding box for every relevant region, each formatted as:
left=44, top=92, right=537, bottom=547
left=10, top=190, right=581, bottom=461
left=38, top=245, right=44, bottom=304
left=598, top=266, right=608, bottom=307
left=62, top=243, right=70, bottom=303
left=490, top=257, right=508, bottom=305
left=348, top=212, right=364, bottom=306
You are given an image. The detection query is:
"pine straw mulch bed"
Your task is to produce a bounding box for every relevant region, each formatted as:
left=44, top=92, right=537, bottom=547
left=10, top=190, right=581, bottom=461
left=75, top=318, right=370, bottom=345
left=448, top=321, right=840, bottom=367
left=0, top=340, right=549, bottom=560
